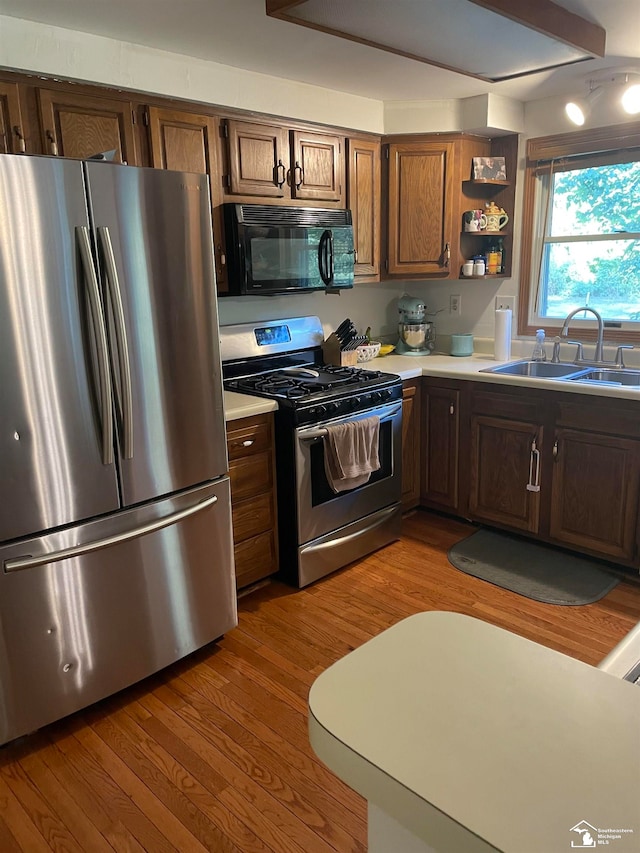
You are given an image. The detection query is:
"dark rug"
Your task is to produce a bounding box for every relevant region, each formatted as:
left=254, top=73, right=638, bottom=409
left=448, top=529, right=619, bottom=605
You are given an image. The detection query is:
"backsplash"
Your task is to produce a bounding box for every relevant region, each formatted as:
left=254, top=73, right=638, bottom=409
left=216, top=275, right=522, bottom=353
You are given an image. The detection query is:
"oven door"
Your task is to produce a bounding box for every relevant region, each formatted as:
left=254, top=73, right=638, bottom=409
left=294, top=400, right=402, bottom=545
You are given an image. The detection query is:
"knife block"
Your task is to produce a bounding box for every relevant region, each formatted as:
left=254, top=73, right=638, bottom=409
left=322, top=334, right=358, bottom=366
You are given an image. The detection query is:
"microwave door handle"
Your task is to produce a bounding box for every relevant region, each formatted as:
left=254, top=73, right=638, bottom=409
left=327, top=230, right=334, bottom=283
left=318, top=229, right=331, bottom=285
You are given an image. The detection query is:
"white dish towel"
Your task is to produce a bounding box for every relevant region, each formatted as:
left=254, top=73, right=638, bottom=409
left=323, top=415, right=380, bottom=493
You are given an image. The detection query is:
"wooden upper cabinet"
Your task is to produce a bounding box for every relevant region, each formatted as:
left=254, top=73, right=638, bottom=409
left=147, top=106, right=227, bottom=293
left=37, top=88, right=138, bottom=164
left=0, top=81, right=26, bottom=154
left=147, top=107, right=218, bottom=174
left=222, top=119, right=343, bottom=204
left=347, top=137, right=380, bottom=279
left=290, top=129, right=341, bottom=202
left=387, top=140, right=455, bottom=277
left=225, top=119, right=289, bottom=197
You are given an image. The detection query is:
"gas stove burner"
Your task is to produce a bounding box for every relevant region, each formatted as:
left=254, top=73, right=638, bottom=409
left=254, top=376, right=312, bottom=397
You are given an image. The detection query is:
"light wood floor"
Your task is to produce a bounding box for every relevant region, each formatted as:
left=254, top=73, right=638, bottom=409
left=2, top=511, right=640, bottom=852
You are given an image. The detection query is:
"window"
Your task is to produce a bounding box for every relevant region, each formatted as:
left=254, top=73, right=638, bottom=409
left=519, top=122, right=640, bottom=342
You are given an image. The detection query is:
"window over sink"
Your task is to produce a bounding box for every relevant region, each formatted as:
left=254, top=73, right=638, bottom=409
left=519, top=121, right=640, bottom=343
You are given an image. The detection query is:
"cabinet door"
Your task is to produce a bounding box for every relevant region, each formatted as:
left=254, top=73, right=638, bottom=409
left=421, top=384, right=459, bottom=512
left=401, top=379, right=422, bottom=511
left=224, top=119, right=289, bottom=198
left=469, top=415, right=541, bottom=533
left=549, top=428, right=640, bottom=561
left=291, top=130, right=342, bottom=202
left=347, top=137, right=380, bottom=279
left=387, top=141, right=455, bottom=276
left=0, top=81, right=26, bottom=154
left=147, top=107, right=227, bottom=292
left=37, top=88, right=138, bottom=164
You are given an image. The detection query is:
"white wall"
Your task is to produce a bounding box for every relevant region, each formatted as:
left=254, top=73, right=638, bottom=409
left=0, top=16, right=384, bottom=133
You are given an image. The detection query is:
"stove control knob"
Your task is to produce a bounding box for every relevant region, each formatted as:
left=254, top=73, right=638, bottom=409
left=329, top=401, right=341, bottom=414
left=351, top=396, right=362, bottom=409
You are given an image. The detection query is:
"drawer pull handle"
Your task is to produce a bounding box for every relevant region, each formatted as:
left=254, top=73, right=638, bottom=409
left=242, top=439, right=255, bottom=447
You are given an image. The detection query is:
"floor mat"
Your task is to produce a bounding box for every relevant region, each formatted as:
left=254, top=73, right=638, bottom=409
left=448, top=529, right=620, bottom=605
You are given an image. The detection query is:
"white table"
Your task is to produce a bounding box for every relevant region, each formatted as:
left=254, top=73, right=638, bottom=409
left=308, top=612, right=640, bottom=853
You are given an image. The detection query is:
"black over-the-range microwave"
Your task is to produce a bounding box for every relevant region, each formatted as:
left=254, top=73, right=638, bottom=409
left=222, top=203, right=355, bottom=296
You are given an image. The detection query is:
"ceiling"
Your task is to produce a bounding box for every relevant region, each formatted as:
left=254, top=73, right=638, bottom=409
left=1, top=0, right=639, bottom=104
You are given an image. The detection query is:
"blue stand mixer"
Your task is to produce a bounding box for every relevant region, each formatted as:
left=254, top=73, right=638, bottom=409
left=397, top=294, right=436, bottom=356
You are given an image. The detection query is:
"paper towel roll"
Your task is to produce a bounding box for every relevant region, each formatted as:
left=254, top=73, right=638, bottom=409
left=494, top=309, right=512, bottom=361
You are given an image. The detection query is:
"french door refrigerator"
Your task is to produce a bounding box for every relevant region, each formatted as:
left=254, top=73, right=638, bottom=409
left=0, top=154, right=236, bottom=745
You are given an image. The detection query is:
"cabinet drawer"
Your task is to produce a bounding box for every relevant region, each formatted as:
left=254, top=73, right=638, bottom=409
left=556, top=399, right=640, bottom=439
left=229, top=453, right=272, bottom=501
left=234, top=530, right=278, bottom=589
left=227, top=418, right=271, bottom=460
left=232, top=491, right=274, bottom=543
left=471, top=387, right=540, bottom=422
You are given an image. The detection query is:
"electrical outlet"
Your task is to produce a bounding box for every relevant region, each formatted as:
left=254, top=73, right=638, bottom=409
left=450, top=294, right=461, bottom=316
left=495, top=296, right=515, bottom=312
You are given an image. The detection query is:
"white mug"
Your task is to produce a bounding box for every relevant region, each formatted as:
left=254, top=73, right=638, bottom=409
left=462, top=261, right=474, bottom=276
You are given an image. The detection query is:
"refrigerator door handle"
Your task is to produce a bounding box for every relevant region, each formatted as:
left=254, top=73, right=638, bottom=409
left=76, top=226, right=114, bottom=466
left=4, top=494, right=218, bottom=572
left=97, top=225, right=134, bottom=459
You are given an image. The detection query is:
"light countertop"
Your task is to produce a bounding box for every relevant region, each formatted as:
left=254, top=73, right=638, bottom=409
left=223, top=348, right=640, bottom=422
left=309, top=611, right=640, bottom=853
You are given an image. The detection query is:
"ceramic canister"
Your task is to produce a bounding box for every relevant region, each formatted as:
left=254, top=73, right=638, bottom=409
left=450, top=333, right=474, bottom=357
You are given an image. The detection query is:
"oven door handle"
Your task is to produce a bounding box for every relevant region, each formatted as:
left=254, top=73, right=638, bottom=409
left=299, top=401, right=402, bottom=441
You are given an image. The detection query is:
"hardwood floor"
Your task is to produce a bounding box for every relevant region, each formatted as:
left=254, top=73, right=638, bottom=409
left=1, top=511, right=639, bottom=852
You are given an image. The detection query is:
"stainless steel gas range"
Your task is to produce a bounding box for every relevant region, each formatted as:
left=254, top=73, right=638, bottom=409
left=221, top=316, right=403, bottom=587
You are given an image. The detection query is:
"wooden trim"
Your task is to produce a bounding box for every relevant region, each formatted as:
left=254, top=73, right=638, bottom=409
left=518, top=125, right=640, bottom=341
left=469, top=0, right=605, bottom=58
left=527, top=121, right=640, bottom=162
left=267, top=0, right=604, bottom=81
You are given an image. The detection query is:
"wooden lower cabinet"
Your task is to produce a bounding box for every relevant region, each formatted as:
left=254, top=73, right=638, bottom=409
left=469, top=413, right=541, bottom=534
left=401, top=379, right=422, bottom=511
left=549, top=416, right=640, bottom=563
left=227, top=413, right=279, bottom=589
left=420, top=379, right=460, bottom=513
left=464, top=383, right=640, bottom=566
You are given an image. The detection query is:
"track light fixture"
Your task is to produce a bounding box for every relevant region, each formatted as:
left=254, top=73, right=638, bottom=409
left=565, top=70, right=640, bottom=126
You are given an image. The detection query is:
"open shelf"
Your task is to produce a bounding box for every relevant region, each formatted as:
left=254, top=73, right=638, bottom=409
left=463, top=178, right=511, bottom=186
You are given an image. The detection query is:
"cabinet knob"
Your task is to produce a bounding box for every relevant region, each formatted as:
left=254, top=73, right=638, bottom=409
left=275, top=160, right=286, bottom=188
left=294, top=162, right=304, bottom=189
left=46, top=130, right=58, bottom=156
left=552, top=439, right=559, bottom=460
left=449, top=404, right=455, bottom=415
left=13, top=126, right=26, bottom=153
left=242, top=439, right=254, bottom=447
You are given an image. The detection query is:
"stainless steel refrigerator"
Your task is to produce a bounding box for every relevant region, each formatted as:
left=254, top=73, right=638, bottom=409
left=0, top=154, right=237, bottom=745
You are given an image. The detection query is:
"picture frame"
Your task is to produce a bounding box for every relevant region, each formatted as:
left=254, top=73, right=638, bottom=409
left=472, top=156, right=507, bottom=181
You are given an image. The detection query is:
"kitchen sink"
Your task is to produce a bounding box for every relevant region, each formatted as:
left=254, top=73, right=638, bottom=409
left=480, top=361, right=589, bottom=379
left=569, top=368, right=640, bottom=386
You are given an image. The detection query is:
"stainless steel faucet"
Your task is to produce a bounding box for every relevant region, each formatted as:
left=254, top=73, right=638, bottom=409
left=551, top=306, right=634, bottom=367
left=561, top=306, right=605, bottom=362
